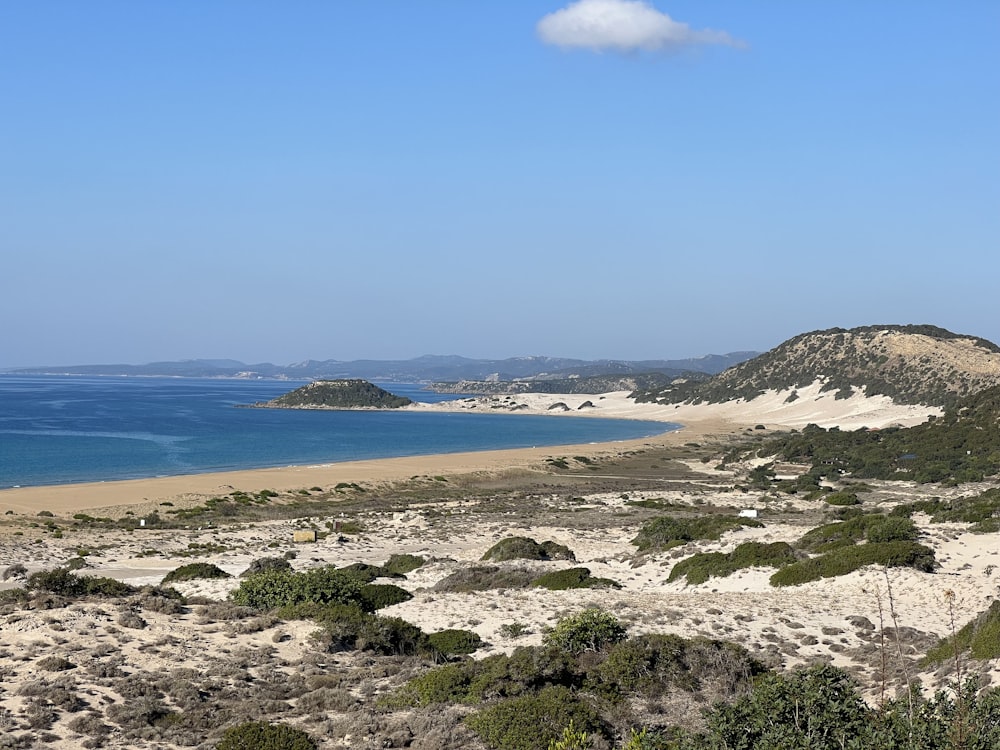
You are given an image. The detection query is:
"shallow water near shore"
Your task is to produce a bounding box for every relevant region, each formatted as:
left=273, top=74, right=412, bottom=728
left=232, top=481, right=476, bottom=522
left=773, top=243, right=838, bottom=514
left=0, top=375, right=673, bottom=488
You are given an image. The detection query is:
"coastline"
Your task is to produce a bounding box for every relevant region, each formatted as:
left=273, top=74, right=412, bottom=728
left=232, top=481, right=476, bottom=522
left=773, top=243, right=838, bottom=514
left=0, top=421, right=707, bottom=517
left=0, top=385, right=938, bottom=516
left=2, top=385, right=991, bottom=747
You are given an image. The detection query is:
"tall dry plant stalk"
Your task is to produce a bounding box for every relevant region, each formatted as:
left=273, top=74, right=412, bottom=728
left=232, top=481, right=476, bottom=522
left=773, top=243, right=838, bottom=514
left=882, top=567, right=914, bottom=732
left=943, top=589, right=967, bottom=750
left=868, top=583, right=889, bottom=708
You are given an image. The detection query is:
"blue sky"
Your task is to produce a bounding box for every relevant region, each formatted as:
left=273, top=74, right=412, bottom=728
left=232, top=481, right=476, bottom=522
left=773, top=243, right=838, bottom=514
left=3, top=1, right=997, bottom=367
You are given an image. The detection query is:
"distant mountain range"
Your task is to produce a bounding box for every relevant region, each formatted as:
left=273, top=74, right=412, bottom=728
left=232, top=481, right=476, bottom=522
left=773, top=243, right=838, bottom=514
left=4, top=352, right=758, bottom=383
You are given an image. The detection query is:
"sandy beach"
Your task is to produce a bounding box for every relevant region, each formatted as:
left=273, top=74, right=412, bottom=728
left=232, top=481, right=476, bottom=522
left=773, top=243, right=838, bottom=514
left=0, top=384, right=937, bottom=517
left=2, top=384, right=981, bottom=749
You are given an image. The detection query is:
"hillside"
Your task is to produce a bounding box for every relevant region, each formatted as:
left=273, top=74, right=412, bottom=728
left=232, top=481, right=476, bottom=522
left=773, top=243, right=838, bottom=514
left=253, top=380, right=413, bottom=409
left=428, top=371, right=707, bottom=395
left=634, top=325, right=1000, bottom=408
left=742, top=382, right=1000, bottom=484
left=6, top=351, right=757, bottom=381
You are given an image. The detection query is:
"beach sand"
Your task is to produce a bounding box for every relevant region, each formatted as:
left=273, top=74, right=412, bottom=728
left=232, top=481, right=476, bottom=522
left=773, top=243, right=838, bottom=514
left=2, top=385, right=983, bottom=749
left=0, top=384, right=936, bottom=516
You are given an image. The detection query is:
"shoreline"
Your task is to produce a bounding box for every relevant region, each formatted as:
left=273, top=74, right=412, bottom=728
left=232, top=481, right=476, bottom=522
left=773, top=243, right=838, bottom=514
left=0, top=420, right=714, bottom=516
left=0, top=385, right=939, bottom=516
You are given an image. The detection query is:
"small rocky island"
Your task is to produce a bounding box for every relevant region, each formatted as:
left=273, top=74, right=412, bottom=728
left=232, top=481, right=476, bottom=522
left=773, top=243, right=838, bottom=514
left=250, top=379, right=414, bottom=410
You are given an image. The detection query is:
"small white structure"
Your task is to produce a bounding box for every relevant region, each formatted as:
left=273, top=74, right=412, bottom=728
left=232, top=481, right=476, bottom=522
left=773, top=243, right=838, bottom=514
left=738, top=509, right=759, bottom=519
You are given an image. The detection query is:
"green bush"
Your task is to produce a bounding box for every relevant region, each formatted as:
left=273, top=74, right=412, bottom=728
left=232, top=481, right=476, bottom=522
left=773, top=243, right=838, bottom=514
left=280, top=602, right=431, bottom=656
left=894, top=488, right=1000, bottom=533
left=229, top=566, right=368, bottom=611
left=824, top=491, right=861, bottom=506
left=338, top=562, right=398, bottom=582
left=383, top=553, right=426, bottom=575
left=387, top=643, right=579, bottom=709
left=531, top=567, right=621, bottom=591
left=163, top=562, right=231, bottom=584
left=355, top=615, right=429, bottom=656
left=668, top=542, right=797, bottom=585
left=358, top=583, right=412, bottom=610
left=589, top=634, right=764, bottom=700
left=434, top=565, right=537, bottom=592
left=387, top=662, right=474, bottom=707
left=215, top=720, right=316, bottom=750
left=241, top=557, right=292, bottom=577
left=865, top=516, right=918, bottom=544
left=797, top=513, right=909, bottom=552
left=702, top=664, right=870, bottom=749
left=465, top=685, right=605, bottom=750
left=770, top=542, right=936, bottom=587
left=632, top=515, right=762, bottom=552
left=283, top=603, right=374, bottom=650
left=26, top=568, right=136, bottom=598
left=543, top=608, right=627, bottom=654
left=482, top=536, right=575, bottom=562
left=924, top=600, right=1000, bottom=664
left=428, top=628, right=484, bottom=657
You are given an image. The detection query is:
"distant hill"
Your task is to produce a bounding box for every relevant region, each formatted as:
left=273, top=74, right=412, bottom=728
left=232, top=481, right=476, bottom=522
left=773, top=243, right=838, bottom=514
left=252, top=380, right=413, bottom=410
left=429, top=371, right=710, bottom=396
left=6, top=351, right=757, bottom=382
left=750, top=382, right=1000, bottom=484
left=634, top=325, right=1000, bottom=408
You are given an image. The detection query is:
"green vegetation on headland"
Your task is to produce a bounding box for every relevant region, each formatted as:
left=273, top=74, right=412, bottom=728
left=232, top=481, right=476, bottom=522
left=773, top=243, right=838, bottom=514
left=742, top=384, right=1000, bottom=485
left=251, top=379, right=413, bottom=409
left=632, top=324, right=1000, bottom=407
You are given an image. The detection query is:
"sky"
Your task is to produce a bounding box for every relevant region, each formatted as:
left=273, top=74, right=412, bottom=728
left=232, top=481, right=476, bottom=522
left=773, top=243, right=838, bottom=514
left=2, top=1, right=998, bottom=367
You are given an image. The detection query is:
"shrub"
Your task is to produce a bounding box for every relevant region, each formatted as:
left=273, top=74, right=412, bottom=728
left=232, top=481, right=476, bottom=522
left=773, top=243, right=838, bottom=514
left=358, top=583, right=412, bottom=610
left=770, top=542, right=936, bottom=587
left=531, top=567, right=621, bottom=591
left=797, top=513, right=903, bottom=552
left=387, top=663, right=475, bottom=707
left=384, top=553, right=426, bottom=575
left=37, top=656, right=75, bottom=672
left=26, top=568, right=136, bottom=598
left=543, top=608, right=627, bottom=654
left=482, top=537, right=575, bottom=562
left=865, top=516, right=918, bottom=544
left=465, top=686, right=605, bottom=750
left=229, top=567, right=368, bottom=611
left=387, top=644, right=578, bottom=709
left=632, top=515, right=762, bottom=552
left=924, top=600, right=1000, bottom=664
left=27, top=568, right=87, bottom=596
left=428, top=629, right=483, bottom=657
left=434, top=565, right=537, bottom=593
left=824, top=491, right=861, bottom=506
left=338, top=562, right=397, bottom=582
left=355, top=615, right=429, bottom=656
left=118, top=610, right=148, bottom=629
left=2, top=563, right=27, bottom=580
left=215, top=720, right=316, bottom=750
left=163, top=562, right=231, bottom=584
left=895, top=488, right=1000, bottom=533
left=589, top=634, right=764, bottom=700
left=702, top=664, right=870, bottom=749
left=668, top=542, right=797, bottom=585
left=241, top=557, right=292, bottom=577
left=499, top=622, right=530, bottom=638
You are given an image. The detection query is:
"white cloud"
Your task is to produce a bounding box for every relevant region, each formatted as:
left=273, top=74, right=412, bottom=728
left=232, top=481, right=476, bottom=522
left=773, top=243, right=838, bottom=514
left=537, top=0, right=742, bottom=53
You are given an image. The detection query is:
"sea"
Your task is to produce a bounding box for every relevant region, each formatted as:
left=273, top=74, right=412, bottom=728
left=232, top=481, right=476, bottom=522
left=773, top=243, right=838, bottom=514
left=0, top=375, right=676, bottom=489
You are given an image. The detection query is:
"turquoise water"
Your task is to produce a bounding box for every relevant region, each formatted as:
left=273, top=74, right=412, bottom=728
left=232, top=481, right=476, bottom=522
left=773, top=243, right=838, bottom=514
left=0, top=376, right=676, bottom=488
